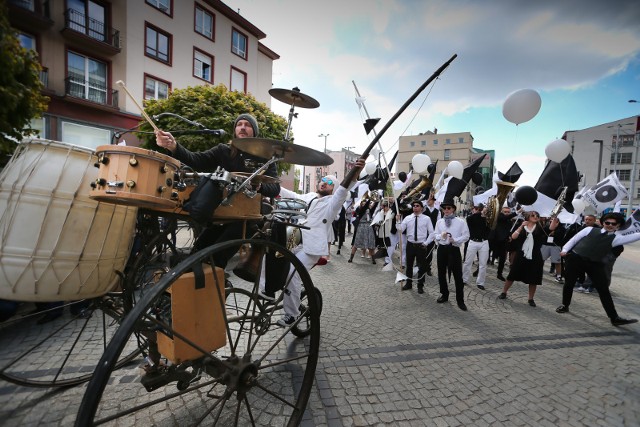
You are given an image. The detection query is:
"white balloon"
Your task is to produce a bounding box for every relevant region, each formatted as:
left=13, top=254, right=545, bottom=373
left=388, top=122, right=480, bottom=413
left=572, top=198, right=586, bottom=215
left=359, top=168, right=367, bottom=179
left=502, top=89, right=542, bottom=125
left=411, top=153, right=431, bottom=174
left=447, top=161, right=464, bottom=179
left=365, top=162, right=377, bottom=175
left=545, top=138, right=571, bottom=163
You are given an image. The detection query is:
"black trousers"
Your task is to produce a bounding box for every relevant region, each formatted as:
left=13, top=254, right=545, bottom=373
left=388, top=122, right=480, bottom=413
left=425, top=242, right=435, bottom=273
left=490, top=239, right=508, bottom=275
left=561, top=253, right=618, bottom=319
left=405, top=242, right=428, bottom=288
left=437, top=245, right=465, bottom=303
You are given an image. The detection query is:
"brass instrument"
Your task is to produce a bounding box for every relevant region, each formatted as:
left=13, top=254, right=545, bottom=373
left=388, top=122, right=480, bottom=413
left=485, top=181, right=516, bottom=229
left=359, top=190, right=380, bottom=206
left=550, top=186, right=568, bottom=218
left=400, top=174, right=432, bottom=204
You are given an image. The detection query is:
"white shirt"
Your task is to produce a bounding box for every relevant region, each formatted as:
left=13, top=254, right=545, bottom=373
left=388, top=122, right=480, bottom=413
left=426, top=216, right=470, bottom=247
left=398, top=213, right=434, bottom=244
left=279, top=186, right=349, bottom=255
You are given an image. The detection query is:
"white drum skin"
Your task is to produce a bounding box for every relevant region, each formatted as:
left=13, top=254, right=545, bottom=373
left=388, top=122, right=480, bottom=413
left=0, top=139, right=137, bottom=301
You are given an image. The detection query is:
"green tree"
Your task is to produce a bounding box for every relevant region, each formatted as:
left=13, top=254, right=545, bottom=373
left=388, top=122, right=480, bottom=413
left=0, top=0, right=49, bottom=162
left=140, top=84, right=291, bottom=175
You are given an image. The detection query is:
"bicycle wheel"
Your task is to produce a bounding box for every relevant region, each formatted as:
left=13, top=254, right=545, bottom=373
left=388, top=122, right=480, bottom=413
left=0, top=295, right=142, bottom=388
left=76, top=238, right=320, bottom=426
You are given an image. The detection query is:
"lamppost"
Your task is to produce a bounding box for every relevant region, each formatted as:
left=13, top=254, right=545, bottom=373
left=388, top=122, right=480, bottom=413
left=318, top=133, right=329, bottom=153
left=627, top=130, right=639, bottom=216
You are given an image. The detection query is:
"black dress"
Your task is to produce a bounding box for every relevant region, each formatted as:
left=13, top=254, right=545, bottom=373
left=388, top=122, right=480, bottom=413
left=507, top=224, right=546, bottom=285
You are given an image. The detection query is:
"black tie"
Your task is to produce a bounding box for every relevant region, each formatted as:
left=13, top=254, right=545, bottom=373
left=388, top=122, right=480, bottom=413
left=414, top=216, right=418, bottom=242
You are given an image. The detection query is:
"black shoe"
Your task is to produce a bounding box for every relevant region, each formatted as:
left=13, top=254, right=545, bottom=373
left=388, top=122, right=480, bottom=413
left=497, top=274, right=506, bottom=281
left=611, top=317, right=638, bottom=326
left=401, top=283, right=412, bottom=291
left=556, top=305, right=569, bottom=313
left=477, top=285, right=485, bottom=290
left=372, top=259, right=376, bottom=265
left=498, top=292, right=507, bottom=300
left=36, top=312, right=62, bottom=325
left=473, top=270, right=478, bottom=277
left=528, top=299, right=536, bottom=307
left=417, top=287, right=424, bottom=294
left=436, top=295, right=448, bottom=303
left=336, top=250, right=341, bottom=255
left=457, top=302, right=468, bottom=311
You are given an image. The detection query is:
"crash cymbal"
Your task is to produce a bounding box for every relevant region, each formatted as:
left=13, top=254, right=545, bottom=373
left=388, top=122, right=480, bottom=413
left=232, top=138, right=334, bottom=166
left=269, top=87, right=320, bottom=109
left=231, top=171, right=280, bottom=184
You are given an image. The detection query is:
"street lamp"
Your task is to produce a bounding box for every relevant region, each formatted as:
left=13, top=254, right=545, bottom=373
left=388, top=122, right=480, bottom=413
left=318, top=133, right=329, bottom=154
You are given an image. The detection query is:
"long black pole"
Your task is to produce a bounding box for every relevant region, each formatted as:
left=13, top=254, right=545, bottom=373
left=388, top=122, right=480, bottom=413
left=342, top=53, right=457, bottom=186
left=360, top=54, right=457, bottom=160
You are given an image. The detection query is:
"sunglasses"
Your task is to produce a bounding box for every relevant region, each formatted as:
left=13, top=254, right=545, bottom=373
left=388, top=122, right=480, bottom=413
left=603, top=221, right=618, bottom=226
left=321, top=177, right=334, bottom=185
left=412, top=204, right=422, bottom=208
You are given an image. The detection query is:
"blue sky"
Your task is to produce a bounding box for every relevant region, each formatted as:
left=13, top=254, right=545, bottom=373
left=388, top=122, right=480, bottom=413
left=232, top=0, right=640, bottom=186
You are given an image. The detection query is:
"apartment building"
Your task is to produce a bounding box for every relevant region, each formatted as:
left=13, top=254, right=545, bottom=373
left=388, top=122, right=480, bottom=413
left=398, top=130, right=494, bottom=206
left=564, top=115, right=640, bottom=216
left=7, top=0, right=278, bottom=149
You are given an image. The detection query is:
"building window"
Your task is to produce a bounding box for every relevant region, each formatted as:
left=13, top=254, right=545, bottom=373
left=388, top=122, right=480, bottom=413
left=61, top=121, right=110, bottom=149
left=421, top=140, right=426, bottom=146
left=230, top=67, right=246, bottom=93
left=16, top=0, right=35, bottom=12
left=410, top=141, right=415, bottom=147
left=194, top=49, right=213, bottom=82
left=144, top=75, right=170, bottom=100
left=18, top=32, right=36, bottom=50
left=444, top=149, right=451, bottom=160
left=458, top=137, right=464, bottom=143
left=146, top=0, right=170, bottom=14
left=616, top=169, right=631, bottom=181
left=433, top=139, right=438, bottom=145
left=614, top=134, right=634, bottom=147
left=68, top=0, right=107, bottom=42
left=637, top=188, right=640, bottom=198
left=231, top=28, right=247, bottom=59
left=145, top=24, right=171, bottom=64
left=420, top=150, right=425, bottom=154
left=445, top=138, right=451, bottom=144
left=611, top=153, right=632, bottom=164
left=195, top=4, right=214, bottom=40
left=67, top=51, right=107, bottom=104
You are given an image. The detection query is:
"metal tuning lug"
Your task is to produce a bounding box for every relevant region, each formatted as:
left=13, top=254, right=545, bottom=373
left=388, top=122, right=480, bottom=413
left=129, top=156, right=138, bottom=166
left=126, top=180, right=135, bottom=188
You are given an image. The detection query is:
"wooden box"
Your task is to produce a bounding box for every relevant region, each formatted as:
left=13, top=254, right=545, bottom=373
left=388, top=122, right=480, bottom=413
left=157, top=264, right=226, bottom=364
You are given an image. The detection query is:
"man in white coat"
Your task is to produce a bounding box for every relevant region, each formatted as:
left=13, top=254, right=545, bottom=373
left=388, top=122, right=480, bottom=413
left=272, top=159, right=366, bottom=326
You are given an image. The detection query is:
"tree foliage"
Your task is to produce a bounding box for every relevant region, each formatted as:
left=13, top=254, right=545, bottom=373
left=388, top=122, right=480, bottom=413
left=139, top=84, right=292, bottom=175
left=0, top=1, right=49, bottom=160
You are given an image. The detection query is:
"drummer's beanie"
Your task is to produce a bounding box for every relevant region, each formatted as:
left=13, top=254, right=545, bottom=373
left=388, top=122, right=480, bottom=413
left=234, top=114, right=259, bottom=137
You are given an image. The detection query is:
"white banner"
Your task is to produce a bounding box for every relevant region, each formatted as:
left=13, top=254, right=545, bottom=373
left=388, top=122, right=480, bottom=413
left=616, top=208, right=640, bottom=240
left=581, top=173, right=629, bottom=213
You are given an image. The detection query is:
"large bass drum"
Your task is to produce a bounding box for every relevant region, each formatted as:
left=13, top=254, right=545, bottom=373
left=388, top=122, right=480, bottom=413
left=0, top=139, right=137, bottom=301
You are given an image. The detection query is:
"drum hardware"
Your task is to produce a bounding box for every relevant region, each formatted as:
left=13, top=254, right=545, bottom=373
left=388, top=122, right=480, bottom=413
left=129, top=157, right=138, bottom=166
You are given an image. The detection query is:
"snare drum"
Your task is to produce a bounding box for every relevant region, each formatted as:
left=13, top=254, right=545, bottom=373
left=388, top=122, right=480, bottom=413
left=0, top=139, right=137, bottom=302
left=89, top=145, right=181, bottom=210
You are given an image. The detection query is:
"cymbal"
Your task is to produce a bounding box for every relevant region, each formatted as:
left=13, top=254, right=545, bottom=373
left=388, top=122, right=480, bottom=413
left=232, top=138, right=334, bottom=166
left=269, top=87, right=319, bottom=109
left=231, top=171, right=280, bottom=184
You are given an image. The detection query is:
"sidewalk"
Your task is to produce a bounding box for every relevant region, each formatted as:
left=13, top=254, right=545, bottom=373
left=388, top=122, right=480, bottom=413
left=1, top=246, right=639, bottom=426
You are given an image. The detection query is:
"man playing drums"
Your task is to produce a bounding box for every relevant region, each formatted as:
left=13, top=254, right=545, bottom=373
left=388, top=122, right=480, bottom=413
left=155, top=113, right=280, bottom=267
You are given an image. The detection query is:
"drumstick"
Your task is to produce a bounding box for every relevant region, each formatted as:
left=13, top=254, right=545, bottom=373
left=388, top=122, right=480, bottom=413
left=116, top=80, right=160, bottom=132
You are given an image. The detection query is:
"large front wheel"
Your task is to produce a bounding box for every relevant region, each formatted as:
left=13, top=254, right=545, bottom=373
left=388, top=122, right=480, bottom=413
left=76, top=238, right=320, bottom=426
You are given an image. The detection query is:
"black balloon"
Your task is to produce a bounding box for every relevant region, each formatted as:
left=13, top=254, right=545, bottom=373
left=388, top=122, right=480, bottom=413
left=427, top=163, right=436, bottom=174
left=398, top=171, right=407, bottom=182
left=515, top=185, right=538, bottom=205
left=471, top=172, right=483, bottom=185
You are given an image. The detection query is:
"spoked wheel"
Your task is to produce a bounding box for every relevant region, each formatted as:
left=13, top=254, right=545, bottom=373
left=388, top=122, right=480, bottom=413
left=0, top=295, right=142, bottom=388
left=76, top=238, right=320, bottom=426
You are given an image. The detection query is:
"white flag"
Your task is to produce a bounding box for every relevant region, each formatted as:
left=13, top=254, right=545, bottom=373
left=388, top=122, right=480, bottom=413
left=581, top=173, right=628, bottom=213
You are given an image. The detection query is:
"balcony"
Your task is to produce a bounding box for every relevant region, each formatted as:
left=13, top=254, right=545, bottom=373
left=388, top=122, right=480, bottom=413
left=61, top=8, right=121, bottom=56
left=64, top=76, right=119, bottom=110
left=7, top=0, right=54, bottom=32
